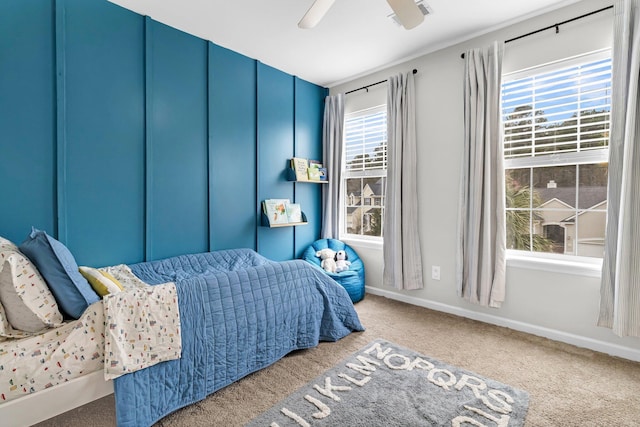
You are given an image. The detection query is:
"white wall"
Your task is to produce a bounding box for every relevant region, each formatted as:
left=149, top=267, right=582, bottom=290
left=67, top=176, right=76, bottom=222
left=332, top=0, right=640, bottom=361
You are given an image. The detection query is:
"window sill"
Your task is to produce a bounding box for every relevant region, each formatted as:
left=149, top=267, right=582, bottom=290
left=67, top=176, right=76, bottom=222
left=340, top=237, right=383, bottom=251
left=506, top=252, right=602, bottom=278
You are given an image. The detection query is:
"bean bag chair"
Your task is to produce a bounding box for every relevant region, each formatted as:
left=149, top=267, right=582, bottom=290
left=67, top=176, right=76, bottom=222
left=302, top=238, right=365, bottom=303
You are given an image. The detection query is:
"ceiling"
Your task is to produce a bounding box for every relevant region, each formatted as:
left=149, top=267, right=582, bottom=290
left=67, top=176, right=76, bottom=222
left=108, top=0, right=583, bottom=87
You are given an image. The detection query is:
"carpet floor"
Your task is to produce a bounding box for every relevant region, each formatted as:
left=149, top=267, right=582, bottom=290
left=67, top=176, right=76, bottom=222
left=35, top=294, right=640, bottom=427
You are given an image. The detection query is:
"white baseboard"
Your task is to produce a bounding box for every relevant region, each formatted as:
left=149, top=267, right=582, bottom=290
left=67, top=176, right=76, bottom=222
left=365, top=286, right=640, bottom=362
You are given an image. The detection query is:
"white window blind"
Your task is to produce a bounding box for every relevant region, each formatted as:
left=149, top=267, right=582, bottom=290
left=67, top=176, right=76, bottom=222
left=344, top=106, right=387, bottom=173
left=502, top=54, right=611, bottom=166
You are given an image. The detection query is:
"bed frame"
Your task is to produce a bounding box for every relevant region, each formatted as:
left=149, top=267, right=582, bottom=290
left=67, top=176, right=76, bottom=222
left=1, top=371, right=113, bottom=427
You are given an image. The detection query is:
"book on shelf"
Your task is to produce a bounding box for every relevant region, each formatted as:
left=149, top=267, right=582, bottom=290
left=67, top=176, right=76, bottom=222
left=262, top=199, right=290, bottom=225
left=307, top=159, right=323, bottom=181
left=263, top=199, right=306, bottom=225
left=317, top=167, right=327, bottom=181
left=291, top=157, right=309, bottom=181
left=285, top=203, right=302, bottom=223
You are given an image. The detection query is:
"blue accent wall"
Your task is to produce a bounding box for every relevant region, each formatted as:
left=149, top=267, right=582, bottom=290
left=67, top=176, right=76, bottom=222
left=145, top=19, right=209, bottom=261
left=58, top=0, right=145, bottom=266
left=209, top=44, right=257, bottom=251
left=294, top=79, right=328, bottom=258
left=0, top=0, right=56, bottom=244
left=0, top=0, right=325, bottom=266
left=257, top=63, right=295, bottom=261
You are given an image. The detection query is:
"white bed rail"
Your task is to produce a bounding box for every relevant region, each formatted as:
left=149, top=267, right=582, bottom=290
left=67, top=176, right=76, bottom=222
left=0, top=370, right=113, bottom=427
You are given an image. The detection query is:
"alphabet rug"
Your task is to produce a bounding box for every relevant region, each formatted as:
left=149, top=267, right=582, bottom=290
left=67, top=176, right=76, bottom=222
left=246, top=339, right=529, bottom=426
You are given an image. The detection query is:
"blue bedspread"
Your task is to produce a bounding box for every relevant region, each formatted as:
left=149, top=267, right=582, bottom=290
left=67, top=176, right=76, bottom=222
left=113, top=249, right=364, bottom=427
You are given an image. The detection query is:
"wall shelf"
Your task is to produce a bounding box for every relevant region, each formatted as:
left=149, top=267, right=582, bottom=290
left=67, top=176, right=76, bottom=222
left=261, top=211, right=308, bottom=228
left=286, top=167, right=328, bottom=183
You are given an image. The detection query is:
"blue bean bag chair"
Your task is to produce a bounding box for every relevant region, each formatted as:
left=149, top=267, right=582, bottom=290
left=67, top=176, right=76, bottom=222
left=302, top=238, right=365, bottom=303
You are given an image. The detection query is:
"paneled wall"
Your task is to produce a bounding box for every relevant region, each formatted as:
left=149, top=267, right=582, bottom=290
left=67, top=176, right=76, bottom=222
left=0, top=0, right=327, bottom=266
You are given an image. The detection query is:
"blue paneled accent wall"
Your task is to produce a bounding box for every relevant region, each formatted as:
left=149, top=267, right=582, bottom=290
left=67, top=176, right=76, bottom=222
left=257, top=63, right=295, bottom=261
left=59, top=0, right=145, bottom=266
left=209, top=44, right=257, bottom=251
left=145, top=19, right=209, bottom=261
left=0, top=0, right=56, bottom=243
left=0, top=0, right=327, bottom=266
left=294, top=79, right=326, bottom=258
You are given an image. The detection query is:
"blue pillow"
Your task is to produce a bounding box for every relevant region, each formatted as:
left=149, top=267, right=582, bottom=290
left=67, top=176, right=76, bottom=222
left=19, top=228, right=99, bottom=319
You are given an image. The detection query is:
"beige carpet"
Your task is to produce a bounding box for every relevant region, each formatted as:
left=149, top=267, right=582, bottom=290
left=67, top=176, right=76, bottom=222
left=36, top=294, right=640, bottom=427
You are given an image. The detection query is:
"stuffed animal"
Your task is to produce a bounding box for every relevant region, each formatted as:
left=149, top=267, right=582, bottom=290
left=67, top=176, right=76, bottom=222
left=315, top=248, right=337, bottom=273
left=334, top=250, right=351, bottom=273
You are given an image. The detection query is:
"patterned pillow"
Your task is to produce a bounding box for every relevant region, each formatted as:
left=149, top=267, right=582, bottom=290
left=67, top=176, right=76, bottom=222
left=0, top=236, right=18, bottom=253
left=79, top=266, right=124, bottom=297
left=19, top=228, right=99, bottom=319
left=0, top=250, right=63, bottom=333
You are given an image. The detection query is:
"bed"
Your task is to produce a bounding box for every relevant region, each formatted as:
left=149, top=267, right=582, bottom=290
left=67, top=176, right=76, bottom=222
left=0, top=246, right=364, bottom=426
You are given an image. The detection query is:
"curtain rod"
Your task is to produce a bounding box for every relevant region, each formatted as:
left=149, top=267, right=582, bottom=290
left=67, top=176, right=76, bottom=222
left=460, top=5, right=613, bottom=59
left=345, top=69, right=418, bottom=95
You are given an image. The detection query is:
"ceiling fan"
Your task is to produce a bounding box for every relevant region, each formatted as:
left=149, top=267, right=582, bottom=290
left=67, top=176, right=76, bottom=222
left=298, top=0, right=425, bottom=30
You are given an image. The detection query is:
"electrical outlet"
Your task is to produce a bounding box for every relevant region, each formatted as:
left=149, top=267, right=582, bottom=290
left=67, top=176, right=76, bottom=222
left=431, top=265, right=440, bottom=280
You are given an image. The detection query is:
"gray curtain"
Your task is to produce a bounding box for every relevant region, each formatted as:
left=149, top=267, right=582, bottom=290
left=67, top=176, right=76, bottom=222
left=383, top=71, right=424, bottom=290
left=456, top=41, right=506, bottom=308
left=598, top=0, right=640, bottom=337
left=321, top=94, right=345, bottom=239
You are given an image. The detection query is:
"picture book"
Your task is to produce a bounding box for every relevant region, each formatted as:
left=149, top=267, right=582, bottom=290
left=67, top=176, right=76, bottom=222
left=291, top=157, right=309, bottom=181
left=317, top=167, right=327, bottom=181
left=263, top=199, right=290, bottom=224
left=285, top=203, right=303, bottom=223
left=307, top=159, right=324, bottom=181
left=307, top=166, right=322, bottom=181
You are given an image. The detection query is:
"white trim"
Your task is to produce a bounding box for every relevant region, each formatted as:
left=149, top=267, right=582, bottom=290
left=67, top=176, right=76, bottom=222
left=364, top=287, right=640, bottom=363
left=0, top=370, right=113, bottom=427
left=506, top=251, right=602, bottom=277
left=504, top=149, right=609, bottom=169
left=503, top=48, right=612, bottom=82
left=344, top=104, right=386, bottom=119
left=341, top=237, right=383, bottom=251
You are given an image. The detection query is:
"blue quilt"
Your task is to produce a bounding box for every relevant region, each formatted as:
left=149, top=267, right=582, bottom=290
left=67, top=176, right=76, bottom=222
left=113, top=249, right=364, bottom=427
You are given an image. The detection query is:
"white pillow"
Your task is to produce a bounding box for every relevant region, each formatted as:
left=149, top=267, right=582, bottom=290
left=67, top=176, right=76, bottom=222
left=0, top=251, right=63, bottom=333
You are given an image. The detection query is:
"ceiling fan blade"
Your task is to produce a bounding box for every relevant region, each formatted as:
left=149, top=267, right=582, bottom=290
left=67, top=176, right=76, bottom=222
left=386, top=0, right=424, bottom=29
left=298, top=0, right=337, bottom=29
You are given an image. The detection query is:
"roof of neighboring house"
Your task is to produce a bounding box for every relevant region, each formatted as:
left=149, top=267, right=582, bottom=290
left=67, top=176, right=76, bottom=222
left=536, top=186, right=607, bottom=210
left=366, top=180, right=384, bottom=197
left=347, top=178, right=385, bottom=201
left=560, top=200, right=608, bottom=223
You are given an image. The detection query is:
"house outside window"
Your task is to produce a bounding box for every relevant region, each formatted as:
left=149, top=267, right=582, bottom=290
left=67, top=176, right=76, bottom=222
left=342, top=105, right=387, bottom=240
left=502, top=50, right=611, bottom=259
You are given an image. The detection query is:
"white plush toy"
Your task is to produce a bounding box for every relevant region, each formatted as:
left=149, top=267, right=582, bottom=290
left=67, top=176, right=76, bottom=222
left=335, top=250, right=351, bottom=273
left=316, top=248, right=337, bottom=273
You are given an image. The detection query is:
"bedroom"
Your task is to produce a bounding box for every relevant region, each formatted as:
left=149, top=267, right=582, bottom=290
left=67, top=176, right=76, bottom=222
left=1, top=0, right=639, bottom=426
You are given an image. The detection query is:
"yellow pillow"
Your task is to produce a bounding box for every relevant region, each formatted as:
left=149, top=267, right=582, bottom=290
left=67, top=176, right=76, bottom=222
left=79, top=266, right=124, bottom=297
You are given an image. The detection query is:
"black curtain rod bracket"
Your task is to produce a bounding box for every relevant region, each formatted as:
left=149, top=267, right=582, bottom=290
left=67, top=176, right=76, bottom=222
left=345, top=69, right=418, bottom=95
left=460, top=5, right=613, bottom=59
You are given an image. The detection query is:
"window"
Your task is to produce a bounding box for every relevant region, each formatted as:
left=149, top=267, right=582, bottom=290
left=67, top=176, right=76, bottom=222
left=502, top=51, right=610, bottom=259
left=342, top=105, right=387, bottom=240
